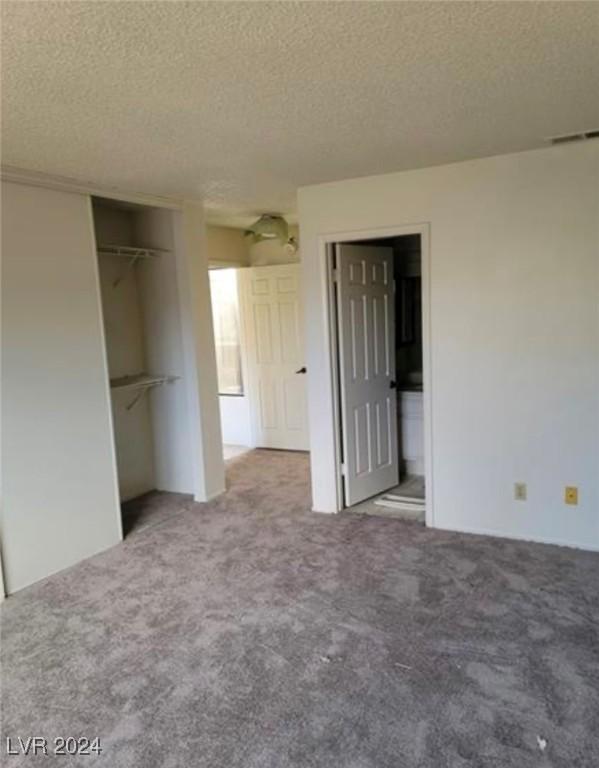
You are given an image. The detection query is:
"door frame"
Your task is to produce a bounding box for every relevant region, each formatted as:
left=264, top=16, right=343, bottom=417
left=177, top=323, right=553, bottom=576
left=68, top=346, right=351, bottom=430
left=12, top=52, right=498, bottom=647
left=321, top=223, right=433, bottom=526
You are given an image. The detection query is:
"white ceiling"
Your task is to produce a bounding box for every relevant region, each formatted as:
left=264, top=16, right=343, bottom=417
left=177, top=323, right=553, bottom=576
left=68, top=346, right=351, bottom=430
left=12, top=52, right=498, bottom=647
left=2, top=1, right=598, bottom=227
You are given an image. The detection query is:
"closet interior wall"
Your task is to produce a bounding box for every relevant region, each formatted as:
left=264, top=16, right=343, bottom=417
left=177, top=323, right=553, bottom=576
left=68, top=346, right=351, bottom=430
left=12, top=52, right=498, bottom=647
left=93, top=198, right=193, bottom=502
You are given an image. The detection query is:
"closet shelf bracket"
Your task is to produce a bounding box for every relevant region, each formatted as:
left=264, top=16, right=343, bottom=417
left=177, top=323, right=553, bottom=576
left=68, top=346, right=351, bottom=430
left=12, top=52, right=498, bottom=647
left=110, top=374, right=179, bottom=410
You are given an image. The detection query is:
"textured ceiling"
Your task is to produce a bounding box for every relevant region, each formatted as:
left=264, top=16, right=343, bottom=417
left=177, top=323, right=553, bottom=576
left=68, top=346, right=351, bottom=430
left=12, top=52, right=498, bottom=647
left=1, top=1, right=598, bottom=225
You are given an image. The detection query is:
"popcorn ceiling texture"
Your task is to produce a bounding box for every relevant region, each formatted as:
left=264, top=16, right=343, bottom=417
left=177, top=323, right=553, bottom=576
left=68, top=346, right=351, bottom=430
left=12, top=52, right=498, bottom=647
left=1, top=1, right=598, bottom=219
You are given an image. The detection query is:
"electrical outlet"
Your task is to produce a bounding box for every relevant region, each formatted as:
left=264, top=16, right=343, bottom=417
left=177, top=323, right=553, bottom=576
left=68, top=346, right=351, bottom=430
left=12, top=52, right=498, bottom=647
left=565, top=486, right=578, bottom=505
left=514, top=482, right=527, bottom=501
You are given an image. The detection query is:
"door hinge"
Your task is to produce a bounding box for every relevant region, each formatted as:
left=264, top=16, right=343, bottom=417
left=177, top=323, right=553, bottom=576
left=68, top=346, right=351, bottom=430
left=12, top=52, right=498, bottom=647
left=332, top=268, right=339, bottom=283
left=340, top=462, right=347, bottom=476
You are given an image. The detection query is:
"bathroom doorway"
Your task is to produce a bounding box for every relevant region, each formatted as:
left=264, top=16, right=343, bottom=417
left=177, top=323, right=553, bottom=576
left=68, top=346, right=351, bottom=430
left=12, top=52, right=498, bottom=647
left=328, top=229, right=429, bottom=521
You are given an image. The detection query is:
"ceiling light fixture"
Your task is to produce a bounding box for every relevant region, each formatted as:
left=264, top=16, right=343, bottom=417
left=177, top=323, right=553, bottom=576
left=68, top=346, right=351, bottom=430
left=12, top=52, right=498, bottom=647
left=245, top=214, right=295, bottom=248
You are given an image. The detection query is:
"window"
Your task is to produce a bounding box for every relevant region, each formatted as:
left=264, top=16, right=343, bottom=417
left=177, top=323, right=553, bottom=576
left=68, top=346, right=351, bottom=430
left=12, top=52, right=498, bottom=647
left=209, top=269, right=244, bottom=396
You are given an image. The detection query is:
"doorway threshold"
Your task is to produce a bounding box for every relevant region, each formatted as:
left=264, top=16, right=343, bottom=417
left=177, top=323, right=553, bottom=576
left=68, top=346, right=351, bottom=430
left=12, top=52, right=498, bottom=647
left=345, top=475, right=425, bottom=523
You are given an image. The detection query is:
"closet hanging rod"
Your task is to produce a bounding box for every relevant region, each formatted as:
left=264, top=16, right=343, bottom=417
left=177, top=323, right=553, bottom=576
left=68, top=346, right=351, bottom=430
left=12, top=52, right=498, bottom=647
left=110, top=374, right=179, bottom=410
left=97, top=244, right=170, bottom=258
left=98, top=244, right=170, bottom=287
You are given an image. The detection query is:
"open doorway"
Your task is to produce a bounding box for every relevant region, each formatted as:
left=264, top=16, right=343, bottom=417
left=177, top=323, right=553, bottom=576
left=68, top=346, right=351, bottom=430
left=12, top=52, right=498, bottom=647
left=328, top=231, right=429, bottom=522
left=209, top=267, right=253, bottom=462
left=209, top=263, right=310, bottom=463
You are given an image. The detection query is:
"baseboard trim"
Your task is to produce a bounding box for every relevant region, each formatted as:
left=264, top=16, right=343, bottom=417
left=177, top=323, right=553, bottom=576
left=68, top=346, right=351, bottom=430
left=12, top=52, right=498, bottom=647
left=432, top=523, right=599, bottom=553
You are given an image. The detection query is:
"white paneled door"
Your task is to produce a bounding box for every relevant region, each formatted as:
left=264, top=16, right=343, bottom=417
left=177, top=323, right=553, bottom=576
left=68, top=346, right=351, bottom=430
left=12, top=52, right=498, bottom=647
left=242, top=264, right=309, bottom=451
left=336, top=244, right=399, bottom=505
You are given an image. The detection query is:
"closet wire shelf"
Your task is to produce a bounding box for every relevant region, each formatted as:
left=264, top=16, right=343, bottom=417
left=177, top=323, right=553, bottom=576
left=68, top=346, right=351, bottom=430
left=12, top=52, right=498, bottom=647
left=110, top=374, right=179, bottom=410
left=97, top=244, right=171, bottom=288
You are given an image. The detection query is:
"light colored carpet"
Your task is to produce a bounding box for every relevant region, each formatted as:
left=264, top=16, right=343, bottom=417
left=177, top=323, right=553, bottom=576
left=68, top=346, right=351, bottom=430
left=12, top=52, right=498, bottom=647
left=1, top=449, right=598, bottom=767
left=121, top=490, right=194, bottom=536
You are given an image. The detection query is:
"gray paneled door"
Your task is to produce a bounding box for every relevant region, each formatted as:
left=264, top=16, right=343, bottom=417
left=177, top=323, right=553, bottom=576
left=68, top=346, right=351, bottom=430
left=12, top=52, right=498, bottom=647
left=336, top=244, right=399, bottom=505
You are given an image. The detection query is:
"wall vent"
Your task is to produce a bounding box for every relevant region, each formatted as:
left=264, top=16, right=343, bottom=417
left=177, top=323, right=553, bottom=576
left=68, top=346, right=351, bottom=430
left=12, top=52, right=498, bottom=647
left=547, top=130, right=599, bottom=145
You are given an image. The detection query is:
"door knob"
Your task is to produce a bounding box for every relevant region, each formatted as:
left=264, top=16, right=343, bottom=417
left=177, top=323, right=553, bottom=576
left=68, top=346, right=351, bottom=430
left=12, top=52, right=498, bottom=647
left=295, top=367, right=307, bottom=374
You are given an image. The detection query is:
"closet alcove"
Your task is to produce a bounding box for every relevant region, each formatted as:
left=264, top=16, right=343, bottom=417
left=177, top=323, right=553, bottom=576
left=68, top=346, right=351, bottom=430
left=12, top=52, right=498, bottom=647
left=93, top=197, right=194, bottom=520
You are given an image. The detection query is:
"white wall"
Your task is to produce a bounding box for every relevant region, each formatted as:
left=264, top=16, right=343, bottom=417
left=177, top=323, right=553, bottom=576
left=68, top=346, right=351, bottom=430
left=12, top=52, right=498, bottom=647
left=175, top=202, right=226, bottom=500
left=135, top=206, right=195, bottom=495
left=299, top=142, right=599, bottom=550
left=1, top=182, right=122, bottom=592
left=206, top=225, right=249, bottom=267
left=206, top=223, right=300, bottom=267
left=219, top=395, right=252, bottom=446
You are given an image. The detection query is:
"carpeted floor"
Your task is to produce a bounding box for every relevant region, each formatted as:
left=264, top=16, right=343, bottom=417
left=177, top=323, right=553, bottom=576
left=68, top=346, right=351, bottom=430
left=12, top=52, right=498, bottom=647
left=1, top=449, right=598, bottom=767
